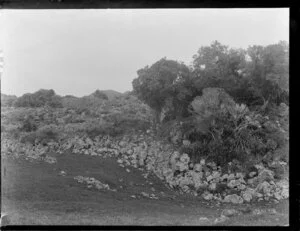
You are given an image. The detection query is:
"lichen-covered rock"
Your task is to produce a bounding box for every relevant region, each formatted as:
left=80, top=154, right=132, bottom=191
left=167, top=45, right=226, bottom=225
left=222, top=209, right=239, bottom=217
left=276, top=179, right=289, bottom=199
left=214, top=215, right=228, bottom=224
left=228, top=173, right=235, bottom=181
left=248, top=171, right=257, bottom=178
left=212, top=171, right=221, bottom=179
left=220, top=174, right=229, bottom=181
left=235, top=172, right=245, bottom=179
left=180, top=153, right=190, bottom=163
left=119, top=141, right=127, bottom=147
left=241, top=188, right=256, bottom=202
left=208, top=182, right=217, bottom=191
left=176, top=161, right=189, bottom=172
left=163, top=168, right=173, bottom=178
left=202, top=191, right=213, bottom=201
left=247, top=177, right=260, bottom=187
left=206, top=174, right=213, bottom=182
left=227, top=179, right=241, bottom=188
left=257, top=169, right=275, bottom=183
left=223, top=194, right=244, bottom=204
left=256, top=181, right=272, bottom=194
left=237, top=184, right=246, bottom=191
left=170, top=151, right=180, bottom=170
left=178, top=176, right=192, bottom=188
left=194, top=163, right=202, bottom=172
left=182, top=140, right=191, bottom=146
left=252, top=208, right=264, bottom=215
left=182, top=185, right=190, bottom=192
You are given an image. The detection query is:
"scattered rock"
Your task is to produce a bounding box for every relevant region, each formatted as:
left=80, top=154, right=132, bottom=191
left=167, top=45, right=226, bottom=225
left=252, top=208, right=264, bottom=215
left=182, top=140, right=191, bottom=146
left=258, top=169, right=275, bottom=183
left=267, top=208, right=277, bottom=215
left=199, top=217, right=210, bottom=223
left=208, top=182, right=217, bottom=191
left=59, top=170, right=67, bottom=176
left=141, top=192, right=149, bottom=197
left=194, top=164, right=202, bottom=172
left=249, top=171, right=257, bottom=178
left=202, top=191, right=213, bottom=201
left=241, top=188, right=255, bottom=202
left=223, top=194, right=244, bottom=204
left=214, top=215, right=228, bottom=224
left=222, top=209, right=239, bottom=217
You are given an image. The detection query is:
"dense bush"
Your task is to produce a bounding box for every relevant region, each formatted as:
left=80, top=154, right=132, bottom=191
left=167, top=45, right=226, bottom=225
left=75, top=119, right=123, bottom=138
left=171, top=87, right=287, bottom=169
left=132, top=58, right=197, bottom=124
left=1, top=94, right=17, bottom=107
left=133, top=41, right=289, bottom=136
left=14, top=89, right=63, bottom=108
left=91, top=90, right=109, bottom=100
left=20, top=124, right=60, bottom=145
left=20, top=115, right=38, bottom=132
left=61, top=95, right=104, bottom=115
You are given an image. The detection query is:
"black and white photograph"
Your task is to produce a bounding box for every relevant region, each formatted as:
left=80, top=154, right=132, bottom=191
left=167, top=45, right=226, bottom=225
left=1, top=7, right=289, bottom=226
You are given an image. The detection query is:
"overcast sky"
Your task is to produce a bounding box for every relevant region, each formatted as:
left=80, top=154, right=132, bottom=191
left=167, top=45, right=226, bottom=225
left=0, top=9, right=289, bottom=97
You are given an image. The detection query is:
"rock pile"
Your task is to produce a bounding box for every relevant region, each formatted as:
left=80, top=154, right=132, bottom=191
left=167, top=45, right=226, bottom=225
left=62, top=133, right=288, bottom=204
left=2, top=131, right=289, bottom=204
left=74, top=176, right=116, bottom=192
left=1, top=138, right=57, bottom=164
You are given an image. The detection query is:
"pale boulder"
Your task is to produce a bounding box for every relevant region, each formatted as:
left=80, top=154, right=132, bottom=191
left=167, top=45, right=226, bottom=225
left=223, top=194, right=244, bottom=204
left=194, top=163, right=202, bottom=172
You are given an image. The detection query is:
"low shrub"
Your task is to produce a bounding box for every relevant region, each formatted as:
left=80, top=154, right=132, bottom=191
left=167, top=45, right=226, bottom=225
left=20, top=132, right=38, bottom=145
left=20, top=115, right=38, bottom=132
left=85, top=123, right=123, bottom=138
left=20, top=124, right=60, bottom=145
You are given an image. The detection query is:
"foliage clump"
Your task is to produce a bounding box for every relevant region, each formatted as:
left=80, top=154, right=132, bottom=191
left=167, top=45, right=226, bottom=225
left=14, top=89, right=63, bottom=108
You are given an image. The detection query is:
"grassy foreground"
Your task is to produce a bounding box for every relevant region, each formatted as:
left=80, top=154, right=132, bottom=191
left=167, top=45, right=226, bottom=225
left=1, top=151, right=288, bottom=226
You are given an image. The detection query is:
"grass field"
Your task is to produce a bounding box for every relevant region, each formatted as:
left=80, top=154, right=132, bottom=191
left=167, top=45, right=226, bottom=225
left=1, top=151, right=289, bottom=226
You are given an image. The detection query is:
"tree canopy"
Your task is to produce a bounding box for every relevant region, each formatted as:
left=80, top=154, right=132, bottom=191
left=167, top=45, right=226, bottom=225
left=132, top=58, right=195, bottom=121
left=133, top=41, right=289, bottom=125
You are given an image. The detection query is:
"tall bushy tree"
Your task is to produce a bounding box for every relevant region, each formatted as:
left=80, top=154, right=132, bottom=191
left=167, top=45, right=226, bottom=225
left=245, top=41, right=289, bottom=106
left=191, top=40, right=289, bottom=108
left=192, top=41, right=255, bottom=106
left=132, top=58, right=194, bottom=123
left=193, top=41, right=246, bottom=78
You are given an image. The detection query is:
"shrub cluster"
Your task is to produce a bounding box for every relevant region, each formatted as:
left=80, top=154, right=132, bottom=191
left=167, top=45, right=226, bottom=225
left=165, top=88, right=288, bottom=172
left=14, top=89, right=63, bottom=108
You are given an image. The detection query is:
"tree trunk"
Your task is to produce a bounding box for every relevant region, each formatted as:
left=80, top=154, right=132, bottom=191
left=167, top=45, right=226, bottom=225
left=152, top=109, right=161, bottom=132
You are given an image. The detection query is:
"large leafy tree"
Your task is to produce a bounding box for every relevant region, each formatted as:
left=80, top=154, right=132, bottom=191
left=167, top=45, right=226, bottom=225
left=245, top=41, right=289, bottom=106
left=192, top=41, right=246, bottom=78
left=192, top=41, right=253, bottom=105
left=132, top=58, right=194, bottom=123
left=192, top=40, right=289, bottom=108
